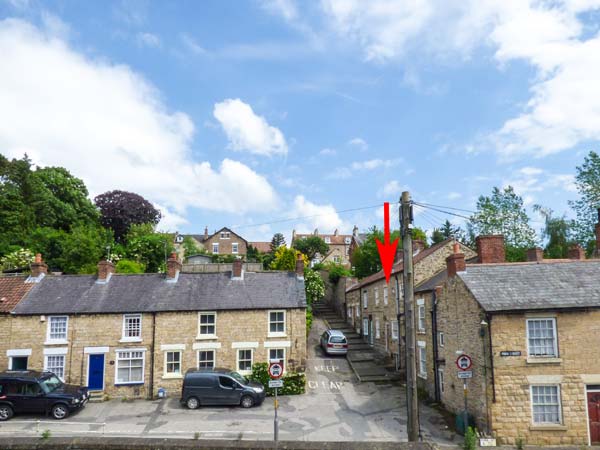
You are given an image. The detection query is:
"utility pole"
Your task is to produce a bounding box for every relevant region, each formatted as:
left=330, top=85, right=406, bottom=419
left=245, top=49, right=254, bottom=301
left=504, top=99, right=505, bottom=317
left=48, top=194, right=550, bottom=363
left=401, top=191, right=420, bottom=441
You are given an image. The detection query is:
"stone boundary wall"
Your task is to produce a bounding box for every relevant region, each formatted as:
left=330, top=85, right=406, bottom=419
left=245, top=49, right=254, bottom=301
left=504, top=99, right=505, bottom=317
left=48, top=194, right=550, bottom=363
left=318, top=271, right=356, bottom=319
left=0, top=437, right=435, bottom=450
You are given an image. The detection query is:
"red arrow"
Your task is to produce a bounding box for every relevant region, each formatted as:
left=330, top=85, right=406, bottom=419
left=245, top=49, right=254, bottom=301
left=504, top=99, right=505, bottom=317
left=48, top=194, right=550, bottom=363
left=376, top=202, right=399, bottom=284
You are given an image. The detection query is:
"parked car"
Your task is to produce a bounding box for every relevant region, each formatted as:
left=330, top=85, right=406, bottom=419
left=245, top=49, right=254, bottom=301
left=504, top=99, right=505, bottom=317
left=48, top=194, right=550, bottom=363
left=180, top=368, right=265, bottom=409
left=0, top=371, right=89, bottom=421
left=320, top=329, right=348, bottom=355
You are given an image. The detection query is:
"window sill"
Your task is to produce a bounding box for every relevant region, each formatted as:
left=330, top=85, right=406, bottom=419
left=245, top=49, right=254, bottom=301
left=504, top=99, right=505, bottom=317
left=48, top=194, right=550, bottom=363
left=44, top=340, right=68, bottom=346
left=529, top=424, right=567, bottom=431
left=267, top=333, right=287, bottom=338
left=119, top=338, right=142, bottom=343
left=162, top=374, right=183, bottom=380
left=417, top=331, right=426, bottom=335
left=115, top=382, right=145, bottom=386
left=526, top=357, right=562, bottom=364
left=418, top=374, right=427, bottom=380
left=196, top=335, right=218, bottom=340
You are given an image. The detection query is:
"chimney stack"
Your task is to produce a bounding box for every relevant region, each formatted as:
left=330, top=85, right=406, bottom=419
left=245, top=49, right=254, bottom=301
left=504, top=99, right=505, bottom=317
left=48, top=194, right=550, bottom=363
left=232, top=257, right=243, bottom=279
left=295, top=253, right=305, bottom=277
left=353, top=225, right=358, bottom=237
left=166, top=252, right=182, bottom=281
left=204, top=226, right=209, bottom=240
left=30, top=253, right=48, bottom=278
left=97, top=260, right=115, bottom=283
left=446, top=242, right=466, bottom=277
left=526, top=247, right=544, bottom=262
left=476, top=235, right=505, bottom=264
left=568, top=244, right=585, bottom=260
left=413, top=239, right=425, bottom=255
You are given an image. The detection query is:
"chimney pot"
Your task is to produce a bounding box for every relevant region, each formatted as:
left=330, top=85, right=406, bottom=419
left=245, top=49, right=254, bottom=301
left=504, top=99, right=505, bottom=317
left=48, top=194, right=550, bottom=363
left=413, top=239, right=425, bottom=255
left=30, top=254, right=48, bottom=278
left=446, top=251, right=466, bottom=277
left=295, top=253, right=305, bottom=277
left=526, top=247, right=544, bottom=262
left=97, top=260, right=115, bottom=282
left=568, top=244, right=585, bottom=260
left=232, top=257, right=243, bottom=278
left=166, top=253, right=182, bottom=280
left=476, top=235, right=505, bottom=264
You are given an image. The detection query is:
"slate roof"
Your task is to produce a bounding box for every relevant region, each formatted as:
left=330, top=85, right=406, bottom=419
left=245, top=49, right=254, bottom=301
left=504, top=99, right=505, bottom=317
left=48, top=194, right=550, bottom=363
left=0, top=275, right=33, bottom=313
left=293, top=233, right=352, bottom=246
left=415, top=270, right=448, bottom=293
left=458, top=261, right=600, bottom=312
left=352, top=233, right=368, bottom=246
left=13, top=271, right=306, bottom=315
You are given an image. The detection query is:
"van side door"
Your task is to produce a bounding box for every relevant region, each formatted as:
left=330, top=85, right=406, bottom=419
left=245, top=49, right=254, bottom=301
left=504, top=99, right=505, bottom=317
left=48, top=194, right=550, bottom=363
left=217, top=376, right=242, bottom=405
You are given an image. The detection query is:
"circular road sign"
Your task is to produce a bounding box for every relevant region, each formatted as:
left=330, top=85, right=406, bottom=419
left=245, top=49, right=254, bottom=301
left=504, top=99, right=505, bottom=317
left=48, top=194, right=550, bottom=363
left=268, top=362, right=284, bottom=379
left=456, top=354, right=472, bottom=371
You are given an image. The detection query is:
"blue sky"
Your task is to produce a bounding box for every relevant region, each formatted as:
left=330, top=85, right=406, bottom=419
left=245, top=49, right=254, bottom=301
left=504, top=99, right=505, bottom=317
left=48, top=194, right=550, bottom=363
left=1, top=0, right=598, bottom=242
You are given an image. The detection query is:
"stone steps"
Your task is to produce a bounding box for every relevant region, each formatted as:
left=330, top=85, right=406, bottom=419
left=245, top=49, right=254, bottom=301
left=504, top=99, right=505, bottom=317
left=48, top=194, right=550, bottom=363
left=88, top=391, right=105, bottom=403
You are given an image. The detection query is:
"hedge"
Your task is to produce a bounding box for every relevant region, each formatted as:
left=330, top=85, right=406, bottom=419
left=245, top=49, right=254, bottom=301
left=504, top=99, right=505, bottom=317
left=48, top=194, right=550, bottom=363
left=249, top=362, right=306, bottom=396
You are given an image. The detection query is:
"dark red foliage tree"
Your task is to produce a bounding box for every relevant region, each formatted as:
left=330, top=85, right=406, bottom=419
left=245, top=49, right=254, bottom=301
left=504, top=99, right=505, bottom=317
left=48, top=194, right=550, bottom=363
left=94, top=190, right=161, bottom=242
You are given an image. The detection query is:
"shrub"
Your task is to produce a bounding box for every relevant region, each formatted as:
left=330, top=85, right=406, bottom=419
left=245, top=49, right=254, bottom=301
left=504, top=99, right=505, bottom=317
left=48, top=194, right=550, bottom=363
left=463, top=426, right=477, bottom=450
left=249, top=362, right=306, bottom=396
left=115, top=259, right=145, bottom=273
left=324, top=262, right=353, bottom=284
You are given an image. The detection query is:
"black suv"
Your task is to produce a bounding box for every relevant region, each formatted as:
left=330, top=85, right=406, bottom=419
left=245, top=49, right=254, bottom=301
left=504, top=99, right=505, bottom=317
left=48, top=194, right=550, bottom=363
left=0, top=371, right=89, bottom=421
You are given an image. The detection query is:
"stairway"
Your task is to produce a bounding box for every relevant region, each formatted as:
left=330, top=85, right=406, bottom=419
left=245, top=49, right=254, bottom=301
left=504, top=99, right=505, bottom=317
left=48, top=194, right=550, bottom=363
left=88, top=391, right=105, bottom=403
left=312, top=301, right=401, bottom=382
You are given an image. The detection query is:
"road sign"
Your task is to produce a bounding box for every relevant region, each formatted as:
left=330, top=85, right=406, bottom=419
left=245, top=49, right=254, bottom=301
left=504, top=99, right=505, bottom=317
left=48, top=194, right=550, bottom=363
left=457, top=370, right=473, bottom=379
left=456, top=354, right=472, bottom=371
left=268, top=361, right=284, bottom=379
left=269, top=379, right=284, bottom=388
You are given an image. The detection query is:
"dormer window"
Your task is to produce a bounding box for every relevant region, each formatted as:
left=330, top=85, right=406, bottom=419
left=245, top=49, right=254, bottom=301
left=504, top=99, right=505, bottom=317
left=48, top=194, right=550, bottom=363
left=220, top=232, right=230, bottom=239
left=324, top=237, right=331, bottom=244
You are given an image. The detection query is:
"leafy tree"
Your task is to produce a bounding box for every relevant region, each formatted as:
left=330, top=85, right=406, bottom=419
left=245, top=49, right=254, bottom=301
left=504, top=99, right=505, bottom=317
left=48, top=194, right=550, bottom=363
left=182, top=236, right=203, bottom=258
left=59, top=225, right=113, bottom=274
left=569, top=151, right=600, bottom=252
left=270, top=247, right=307, bottom=271
left=292, top=236, right=329, bottom=261
left=246, top=245, right=262, bottom=263
left=304, top=268, right=325, bottom=333
left=0, top=248, right=35, bottom=272
left=469, top=186, right=537, bottom=260
left=270, top=233, right=286, bottom=252
left=115, top=259, right=145, bottom=274
left=322, top=262, right=353, bottom=284
left=533, top=205, right=572, bottom=259
left=431, top=228, right=445, bottom=245
left=94, top=190, right=161, bottom=242
left=124, top=224, right=173, bottom=273
left=432, top=220, right=463, bottom=244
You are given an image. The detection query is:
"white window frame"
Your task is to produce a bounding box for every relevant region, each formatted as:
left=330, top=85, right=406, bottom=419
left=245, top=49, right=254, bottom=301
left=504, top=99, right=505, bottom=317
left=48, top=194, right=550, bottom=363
left=212, top=243, right=219, bottom=254
left=220, top=231, right=230, bottom=239
left=375, top=318, right=381, bottom=339
left=439, top=332, right=445, bottom=348
left=333, top=255, right=341, bottom=263
left=268, top=348, right=286, bottom=366
left=115, top=349, right=145, bottom=385
left=232, top=243, right=239, bottom=254
left=363, top=290, right=368, bottom=309
left=324, top=237, right=331, bottom=244
left=355, top=305, right=359, bottom=319
left=383, top=286, right=388, bottom=305
left=526, top=318, right=558, bottom=358
left=163, top=350, right=182, bottom=378
left=363, top=318, right=369, bottom=336
left=438, top=368, right=445, bottom=394
left=197, top=350, right=216, bottom=369
left=417, top=300, right=426, bottom=333
left=347, top=307, right=352, bottom=320
left=418, top=342, right=427, bottom=379
left=46, top=316, right=69, bottom=344
left=375, top=287, right=379, bottom=306
left=237, top=349, right=254, bottom=374
left=121, top=314, right=142, bottom=342
left=344, top=237, right=351, bottom=244
left=391, top=321, right=399, bottom=340
left=268, top=310, right=286, bottom=337
left=44, top=354, right=66, bottom=381
left=197, top=312, right=217, bottom=339
left=530, top=385, right=562, bottom=425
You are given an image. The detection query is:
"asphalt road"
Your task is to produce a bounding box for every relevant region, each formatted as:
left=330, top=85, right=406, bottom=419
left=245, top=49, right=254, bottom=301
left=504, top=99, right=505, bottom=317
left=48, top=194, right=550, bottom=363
left=0, top=317, right=457, bottom=443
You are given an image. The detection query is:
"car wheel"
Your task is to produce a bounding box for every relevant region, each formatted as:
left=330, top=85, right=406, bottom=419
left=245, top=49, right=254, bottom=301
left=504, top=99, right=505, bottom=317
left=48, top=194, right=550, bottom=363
left=51, top=404, right=70, bottom=420
left=240, top=395, right=254, bottom=408
left=0, top=405, right=13, bottom=421
left=186, top=397, right=200, bottom=410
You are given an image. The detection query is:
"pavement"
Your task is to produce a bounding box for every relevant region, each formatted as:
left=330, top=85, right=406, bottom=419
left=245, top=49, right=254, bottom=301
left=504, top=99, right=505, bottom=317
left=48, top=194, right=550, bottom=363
left=0, top=316, right=458, bottom=445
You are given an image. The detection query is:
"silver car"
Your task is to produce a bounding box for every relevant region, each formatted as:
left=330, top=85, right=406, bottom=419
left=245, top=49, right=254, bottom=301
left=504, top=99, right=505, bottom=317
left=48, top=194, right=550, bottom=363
left=320, top=330, right=348, bottom=355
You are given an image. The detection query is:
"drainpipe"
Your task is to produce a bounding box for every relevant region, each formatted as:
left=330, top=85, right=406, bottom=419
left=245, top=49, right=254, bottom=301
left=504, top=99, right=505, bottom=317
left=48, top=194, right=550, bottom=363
left=394, top=274, right=402, bottom=370
left=431, top=290, right=440, bottom=403
left=149, top=312, right=156, bottom=399
left=487, top=313, right=496, bottom=403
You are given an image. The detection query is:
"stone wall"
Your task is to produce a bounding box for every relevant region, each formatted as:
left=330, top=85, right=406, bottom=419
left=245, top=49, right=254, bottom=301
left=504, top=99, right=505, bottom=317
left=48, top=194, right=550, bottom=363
left=0, top=315, right=10, bottom=370
left=203, top=234, right=248, bottom=256
left=415, top=291, right=436, bottom=400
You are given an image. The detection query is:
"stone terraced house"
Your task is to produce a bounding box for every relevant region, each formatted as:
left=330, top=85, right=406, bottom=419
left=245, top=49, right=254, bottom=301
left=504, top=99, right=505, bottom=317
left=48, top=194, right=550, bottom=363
left=174, top=227, right=251, bottom=259
left=291, top=228, right=355, bottom=268
left=436, top=237, right=600, bottom=446
left=6, top=254, right=307, bottom=400
left=345, top=238, right=476, bottom=369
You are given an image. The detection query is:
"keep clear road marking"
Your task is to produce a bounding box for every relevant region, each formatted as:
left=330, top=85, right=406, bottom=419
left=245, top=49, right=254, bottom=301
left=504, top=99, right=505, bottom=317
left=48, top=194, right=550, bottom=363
left=308, top=380, right=344, bottom=391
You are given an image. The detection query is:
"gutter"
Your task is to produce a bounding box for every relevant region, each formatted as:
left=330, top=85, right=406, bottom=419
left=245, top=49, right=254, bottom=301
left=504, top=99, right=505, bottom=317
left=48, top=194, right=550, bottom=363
left=487, top=313, right=496, bottom=403
left=394, top=274, right=402, bottom=370
left=431, top=290, right=440, bottom=403
left=149, top=312, right=156, bottom=399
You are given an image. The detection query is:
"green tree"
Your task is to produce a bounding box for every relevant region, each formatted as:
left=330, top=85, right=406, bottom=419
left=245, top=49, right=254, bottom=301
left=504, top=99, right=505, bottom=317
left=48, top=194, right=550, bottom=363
left=58, top=225, right=113, bottom=274
left=182, top=236, right=203, bottom=258
left=469, top=186, right=537, bottom=261
left=124, top=224, right=174, bottom=273
left=322, top=262, right=353, bottom=284
left=115, top=259, right=145, bottom=274
left=270, top=233, right=286, bottom=252
left=432, top=220, right=463, bottom=244
left=246, top=245, right=262, bottom=263
left=270, top=247, right=307, bottom=271
left=303, top=268, right=325, bottom=332
left=0, top=248, right=35, bottom=272
left=533, top=205, right=572, bottom=259
left=569, top=151, right=600, bottom=252
left=431, top=228, right=445, bottom=245
left=292, top=236, right=329, bottom=261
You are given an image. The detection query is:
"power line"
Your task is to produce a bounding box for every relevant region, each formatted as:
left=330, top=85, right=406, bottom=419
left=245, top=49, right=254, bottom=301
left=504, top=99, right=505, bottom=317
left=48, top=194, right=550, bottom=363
left=412, top=201, right=476, bottom=214
left=412, top=202, right=472, bottom=221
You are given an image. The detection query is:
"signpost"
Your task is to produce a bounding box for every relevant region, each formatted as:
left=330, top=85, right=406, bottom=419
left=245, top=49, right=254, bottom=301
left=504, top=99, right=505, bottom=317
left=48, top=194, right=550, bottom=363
left=269, top=360, right=284, bottom=447
left=456, top=354, right=472, bottom=434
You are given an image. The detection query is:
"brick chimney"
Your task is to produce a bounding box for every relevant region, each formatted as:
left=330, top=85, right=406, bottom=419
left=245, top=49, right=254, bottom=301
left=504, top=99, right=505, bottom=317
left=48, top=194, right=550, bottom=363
left=413, top=239, right=425, bottom=255
left=166, top=252, right=182, bottom=281
left=476, top=235, right=505, bottom=264
left=526, top=247, right=544, bottom=262
left=232, top=257, right=243, bottom=279
left=295, top=253, right=305, bottom=278
left=446, top=242, right=466, bottom=277
left=352, top=225, right=358, bottom=237
left=204, top=226, right=209, bottom=240
left=97, top=260, right=115, bottom=283
left=30, top=253, right=48, bottom=278
left=568, top=244, right=585, bottom=260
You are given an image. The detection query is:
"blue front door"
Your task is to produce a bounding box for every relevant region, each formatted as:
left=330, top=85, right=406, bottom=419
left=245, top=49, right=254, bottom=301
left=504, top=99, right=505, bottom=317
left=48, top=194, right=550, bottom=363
left=88, top=354, right=104, bottom=390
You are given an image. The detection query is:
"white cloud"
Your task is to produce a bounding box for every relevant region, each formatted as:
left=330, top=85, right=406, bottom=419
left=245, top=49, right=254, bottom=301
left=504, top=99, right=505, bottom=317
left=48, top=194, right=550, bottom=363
left=348, top=137, right=368, bottom=151
left=180, top=32, right=206, bottom=55
left=502, top=167, right=577, bottom=206
left=380, top=180, right=404, bottom=197
left=0, top=19, right=280, bottom=229
left=260, top=0, right=298, bottom=21
left=213, top=98, right=288, bottom=156
left=290, top=195, right=348, bottom=233
left=447, top=192, right=462, bottom=200
left=327, top=158, right=401, bottom=179
left=136, top=32, right=161, bottom=48
left=321, top=1, right=600, bottom=158
left=319, top=147, right=336, bottom=156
